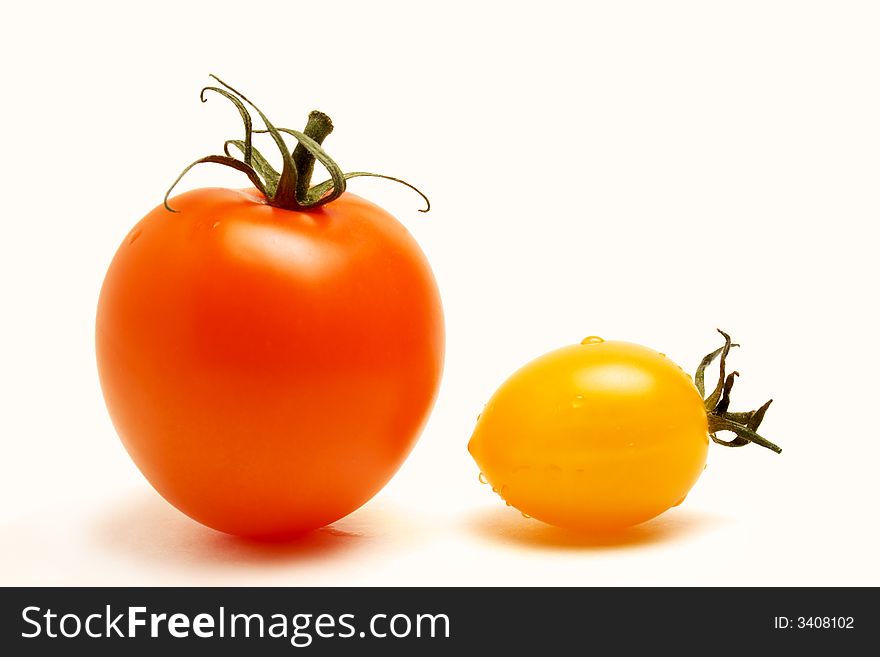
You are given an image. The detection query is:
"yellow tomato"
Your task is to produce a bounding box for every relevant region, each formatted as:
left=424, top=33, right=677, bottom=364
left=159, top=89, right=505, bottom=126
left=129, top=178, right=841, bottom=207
left=468, top=337, right=710, bottom=531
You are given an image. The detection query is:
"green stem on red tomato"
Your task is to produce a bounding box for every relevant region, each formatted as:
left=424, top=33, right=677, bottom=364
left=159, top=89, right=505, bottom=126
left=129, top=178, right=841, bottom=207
left=164, top=75, right=430, bottom=214
left=292, top=111, right=334, bottom=201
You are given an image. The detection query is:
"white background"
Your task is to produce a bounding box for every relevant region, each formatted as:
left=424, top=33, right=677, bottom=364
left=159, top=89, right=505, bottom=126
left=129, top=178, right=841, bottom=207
left=1, top=0, right=878, bottom=586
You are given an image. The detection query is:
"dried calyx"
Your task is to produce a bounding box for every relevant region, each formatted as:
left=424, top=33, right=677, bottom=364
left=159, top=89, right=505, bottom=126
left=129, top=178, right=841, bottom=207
left=164, top=75, right=429, bottom=213
left=695, top=329, right=781, bottom=454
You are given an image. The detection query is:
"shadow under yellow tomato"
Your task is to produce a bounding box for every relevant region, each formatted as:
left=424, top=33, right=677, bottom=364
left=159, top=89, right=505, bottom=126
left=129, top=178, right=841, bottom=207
left=468, top=338, right=709, bottom=531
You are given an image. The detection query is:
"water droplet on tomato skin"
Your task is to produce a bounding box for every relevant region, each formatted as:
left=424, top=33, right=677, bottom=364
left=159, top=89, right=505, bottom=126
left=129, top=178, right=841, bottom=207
left=478, top=472, right=489, bottom=485
left=571, top=395, right=585, bottom=408
left=521, top=512, right=532, bottom=519
left=212, top=221, right=222, bottom=229
left=127, top=228, right=143, bottom=245
left=581, top=335, right=604, bottom=345
left=673, top=495, right=687, bottom=507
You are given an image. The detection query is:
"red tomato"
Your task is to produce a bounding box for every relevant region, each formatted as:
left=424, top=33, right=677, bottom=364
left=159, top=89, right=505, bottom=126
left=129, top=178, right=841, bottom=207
left=96, top=187, right=444, bottom=537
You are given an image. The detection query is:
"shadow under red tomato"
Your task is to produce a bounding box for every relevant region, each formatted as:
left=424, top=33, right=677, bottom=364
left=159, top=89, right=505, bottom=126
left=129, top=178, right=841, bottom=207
left=90, top=490, right=408, bottom=570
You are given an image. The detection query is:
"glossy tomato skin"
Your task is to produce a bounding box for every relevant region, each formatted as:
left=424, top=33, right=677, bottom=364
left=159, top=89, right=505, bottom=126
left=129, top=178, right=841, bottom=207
left=97, top=188, right=443, bottom=537
left=468, top=340, right=708, bottom=531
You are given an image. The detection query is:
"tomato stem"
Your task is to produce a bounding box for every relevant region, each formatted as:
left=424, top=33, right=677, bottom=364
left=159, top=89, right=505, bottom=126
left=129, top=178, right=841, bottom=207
left=164, top=75, right=430, bottom=213
left=696, top=330, right=782, bottom=454
left=292, top=111, right=334, bottom=201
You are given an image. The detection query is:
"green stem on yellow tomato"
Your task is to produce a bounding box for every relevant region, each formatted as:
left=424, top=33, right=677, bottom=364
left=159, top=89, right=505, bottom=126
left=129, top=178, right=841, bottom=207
left=696, top=329, right=782, bottom=454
